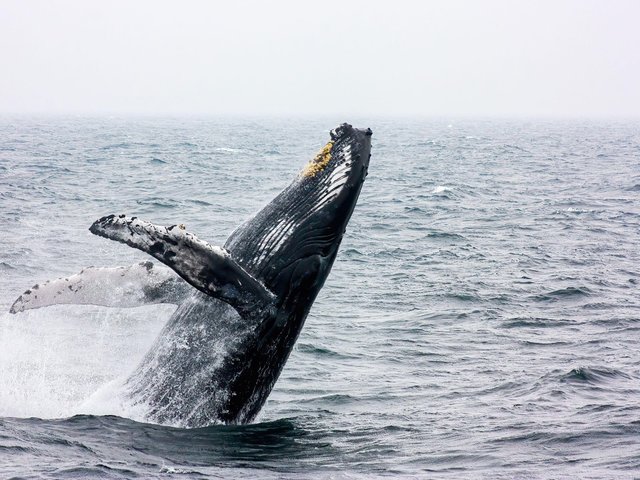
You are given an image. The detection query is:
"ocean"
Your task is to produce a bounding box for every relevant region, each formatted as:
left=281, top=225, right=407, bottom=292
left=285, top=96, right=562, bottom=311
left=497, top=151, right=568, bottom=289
left=0, top=116, right=639, bottom=478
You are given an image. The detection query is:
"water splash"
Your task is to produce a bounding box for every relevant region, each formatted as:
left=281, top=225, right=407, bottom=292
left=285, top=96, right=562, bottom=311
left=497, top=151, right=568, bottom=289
left=0, top=305, right=171, bottom=418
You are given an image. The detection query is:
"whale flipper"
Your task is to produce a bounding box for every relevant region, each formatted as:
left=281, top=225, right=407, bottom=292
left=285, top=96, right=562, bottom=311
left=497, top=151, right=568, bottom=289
left=9, top=262, right=190, bottom=314
left=89, top=215, right=276, bottom=317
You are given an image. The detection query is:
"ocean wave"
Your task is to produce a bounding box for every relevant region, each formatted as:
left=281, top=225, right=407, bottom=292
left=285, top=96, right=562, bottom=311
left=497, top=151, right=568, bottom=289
left=560, top=366, right=632, bottom=385
left=532, top=286, right=592, bottom=301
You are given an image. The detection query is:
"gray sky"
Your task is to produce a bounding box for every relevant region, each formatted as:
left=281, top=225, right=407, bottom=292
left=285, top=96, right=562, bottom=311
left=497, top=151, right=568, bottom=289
left=1, top=0, right=638, bottom=117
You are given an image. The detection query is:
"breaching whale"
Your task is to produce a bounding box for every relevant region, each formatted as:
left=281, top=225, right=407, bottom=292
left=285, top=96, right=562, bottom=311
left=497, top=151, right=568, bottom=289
left=10, top=123, right=372, bottom=427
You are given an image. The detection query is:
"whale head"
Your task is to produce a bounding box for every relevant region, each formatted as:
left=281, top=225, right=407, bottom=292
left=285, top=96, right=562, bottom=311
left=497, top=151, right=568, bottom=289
left=225, top=123, right=372, bottom=299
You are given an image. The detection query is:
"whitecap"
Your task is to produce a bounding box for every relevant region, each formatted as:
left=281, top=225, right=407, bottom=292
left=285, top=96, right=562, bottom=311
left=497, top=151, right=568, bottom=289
left=432, top=185, right=451, bottom=194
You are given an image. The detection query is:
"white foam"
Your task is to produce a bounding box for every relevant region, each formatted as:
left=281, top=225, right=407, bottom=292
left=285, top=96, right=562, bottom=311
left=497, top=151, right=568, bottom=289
left=213, top=147, right=244, bottom=154
left=0, top=305, right=171, bottom=419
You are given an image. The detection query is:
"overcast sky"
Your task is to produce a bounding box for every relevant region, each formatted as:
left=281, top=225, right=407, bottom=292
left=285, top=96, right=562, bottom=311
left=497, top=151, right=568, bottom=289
left=1, top=0, right=638, bottom=117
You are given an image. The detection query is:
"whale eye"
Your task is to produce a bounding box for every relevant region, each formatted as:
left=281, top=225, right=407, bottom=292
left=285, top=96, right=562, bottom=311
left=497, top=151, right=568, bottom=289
left=301, top=140, right=334, bottom=178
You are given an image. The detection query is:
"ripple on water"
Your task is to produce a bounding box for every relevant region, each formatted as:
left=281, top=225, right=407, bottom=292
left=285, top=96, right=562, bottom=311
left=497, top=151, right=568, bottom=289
left=560, top=366, right=633, bottom=385
left=531, top=286, right=592, bottom=302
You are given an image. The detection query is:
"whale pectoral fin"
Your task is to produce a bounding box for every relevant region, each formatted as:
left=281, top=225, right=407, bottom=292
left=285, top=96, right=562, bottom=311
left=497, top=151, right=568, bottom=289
left=89, top=215, right=276, bottom=317
left=9, top=261, right=191, bottom=314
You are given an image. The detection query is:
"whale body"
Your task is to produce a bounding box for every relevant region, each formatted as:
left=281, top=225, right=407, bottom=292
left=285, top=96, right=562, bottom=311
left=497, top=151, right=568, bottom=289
left=10, top=124, right=372, bottom=427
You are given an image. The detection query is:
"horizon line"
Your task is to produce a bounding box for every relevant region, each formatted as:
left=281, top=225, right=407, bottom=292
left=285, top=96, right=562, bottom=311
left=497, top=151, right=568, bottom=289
left=1, top=111, right=639, bottom=122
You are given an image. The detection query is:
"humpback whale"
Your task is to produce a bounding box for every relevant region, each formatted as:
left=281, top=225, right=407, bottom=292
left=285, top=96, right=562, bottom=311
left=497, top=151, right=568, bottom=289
left=10, top=123, right=372, bottom=427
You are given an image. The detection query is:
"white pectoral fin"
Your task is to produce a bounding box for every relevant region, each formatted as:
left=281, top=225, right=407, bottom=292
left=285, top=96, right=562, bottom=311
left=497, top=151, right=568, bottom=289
left=9, top=261, right=191, bottom=314
left=89, top=214, right=276, bottom=317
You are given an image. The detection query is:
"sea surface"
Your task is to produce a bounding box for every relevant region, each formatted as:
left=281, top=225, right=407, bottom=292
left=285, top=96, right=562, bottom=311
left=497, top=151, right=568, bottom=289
left=0, top=117, right=639, bottom=479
